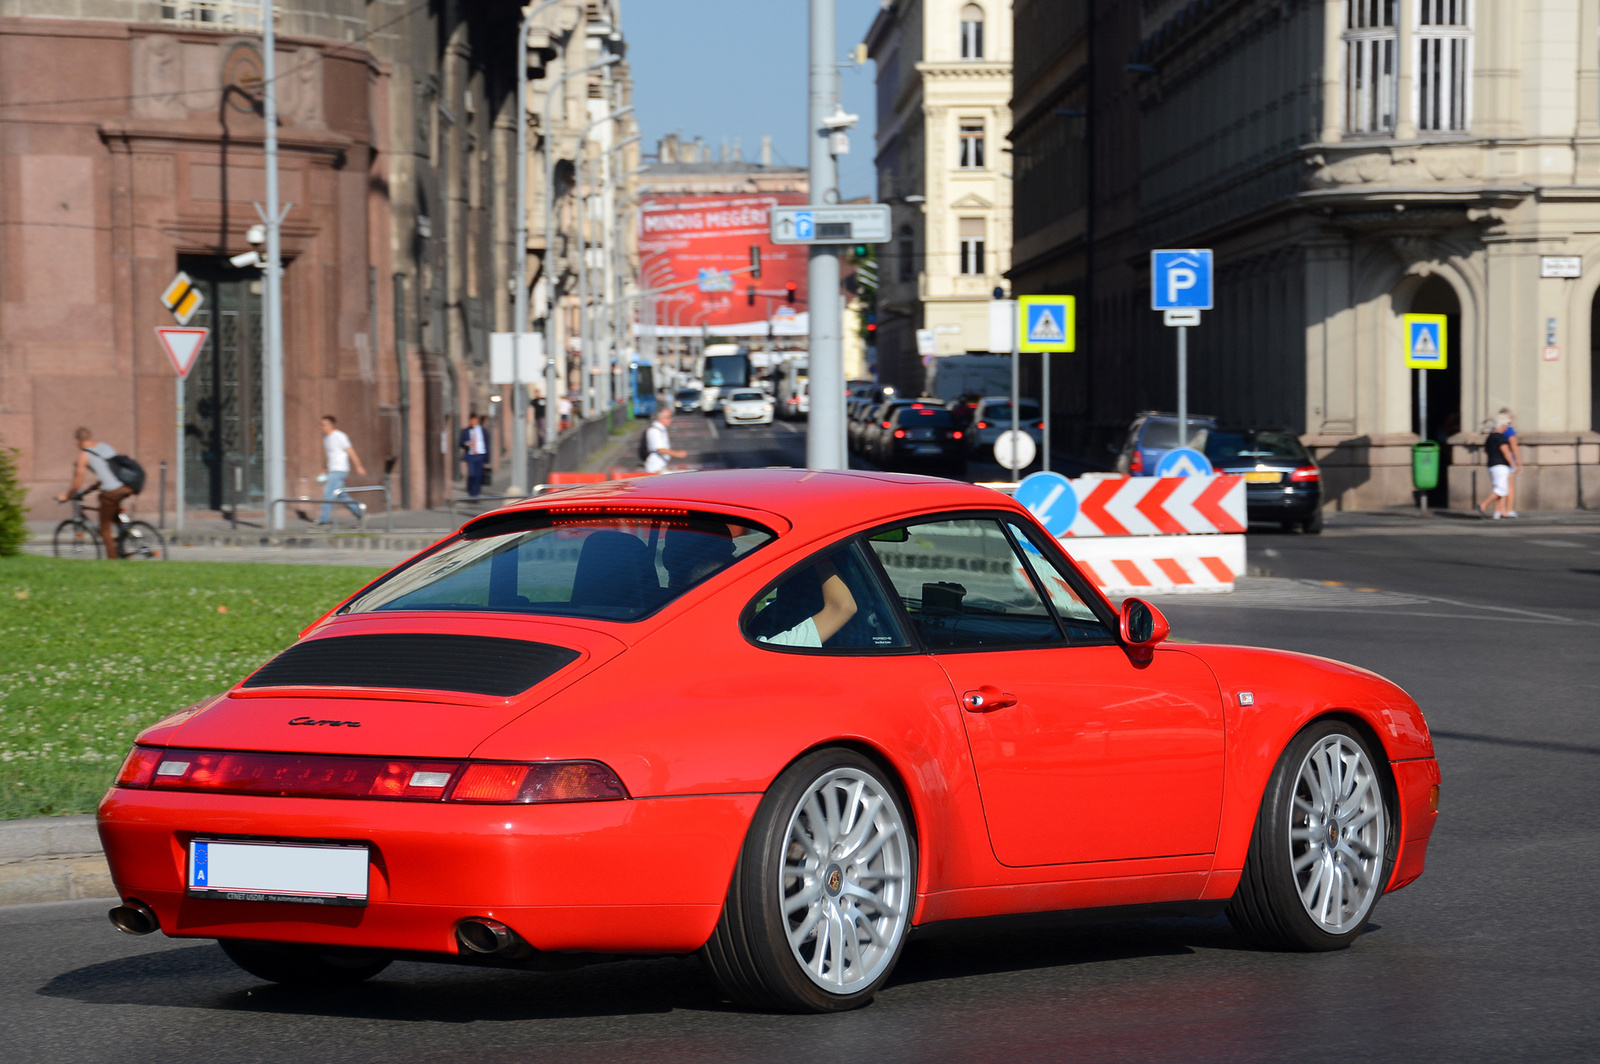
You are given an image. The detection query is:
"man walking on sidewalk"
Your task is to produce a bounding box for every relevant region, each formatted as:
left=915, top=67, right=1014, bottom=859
left=459, top=413, right=488, bottom=498
left=318, top=415, right=366, bottom=525
left=58, top=427, right=133, bottom=558
left=1478, top=413, right=1517, bottom=519
left=644, top=409, right=687, bottom=474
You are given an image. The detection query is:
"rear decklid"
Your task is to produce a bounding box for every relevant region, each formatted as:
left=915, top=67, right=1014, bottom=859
left=160, top=616, right=625, bottom=757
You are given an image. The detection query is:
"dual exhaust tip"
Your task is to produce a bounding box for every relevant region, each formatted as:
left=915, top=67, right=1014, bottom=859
left=108, top=901, right=159, bottom=936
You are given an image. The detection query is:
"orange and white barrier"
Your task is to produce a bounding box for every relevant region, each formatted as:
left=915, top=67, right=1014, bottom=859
left=1067, top=474, right=1245, bottom=537
left=1062, top=534, right=1246, bottom=597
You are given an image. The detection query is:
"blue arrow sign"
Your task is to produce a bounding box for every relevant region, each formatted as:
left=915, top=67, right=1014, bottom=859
left=1151, top=249, right=1214, bottom=310
left=1015, top=471, right=1078, bottom=539
left=1155, top=447, right=1213, bottom=477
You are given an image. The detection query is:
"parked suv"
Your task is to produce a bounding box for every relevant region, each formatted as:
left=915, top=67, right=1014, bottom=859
left=1204, top=429, right=1323, bottom=533
left=1114, top=412, right=1219, bottom=476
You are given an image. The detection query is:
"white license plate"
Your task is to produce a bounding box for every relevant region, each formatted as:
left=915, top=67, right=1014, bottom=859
left=187, top=838, right=369, bottom=906
left=913, top=445, right=942, bottom=455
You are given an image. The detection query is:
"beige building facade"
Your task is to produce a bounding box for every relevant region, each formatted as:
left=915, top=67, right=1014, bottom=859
left=1012, top=0, right=1600, bottom=511
left=866, top=0, right=1013, bottom=394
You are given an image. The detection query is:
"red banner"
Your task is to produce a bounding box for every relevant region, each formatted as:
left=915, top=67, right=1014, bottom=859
left=639, top=193, right=809, bottom=330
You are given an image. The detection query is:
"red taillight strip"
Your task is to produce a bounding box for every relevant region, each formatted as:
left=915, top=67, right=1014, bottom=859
left=113, top=746, right=628, bottom=804
left=1290, top=465, right=1321, bottom=482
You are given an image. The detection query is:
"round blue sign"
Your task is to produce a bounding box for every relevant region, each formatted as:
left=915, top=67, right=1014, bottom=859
left=1014, top=471, right=1078, bottom=539
left=1154, top=447, right=1213, bottom=477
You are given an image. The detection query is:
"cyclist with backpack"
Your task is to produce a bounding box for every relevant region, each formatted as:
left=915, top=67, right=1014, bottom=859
left=58, top=427, right=143, bottom=559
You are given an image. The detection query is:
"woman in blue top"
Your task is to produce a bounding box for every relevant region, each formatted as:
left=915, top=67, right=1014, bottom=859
left=1498, top=408, right=1522, bottom=517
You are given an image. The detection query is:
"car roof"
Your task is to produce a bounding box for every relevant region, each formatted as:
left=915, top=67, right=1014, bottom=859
left=464, top=469, right=1019, bottom=544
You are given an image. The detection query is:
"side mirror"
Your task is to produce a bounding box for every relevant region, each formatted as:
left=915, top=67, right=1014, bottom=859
left=1119, top=597, right=1169, bottom=652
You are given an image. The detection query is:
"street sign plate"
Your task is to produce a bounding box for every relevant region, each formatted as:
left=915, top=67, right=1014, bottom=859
left=490, top=332, right=546, bottom=383
left=1151, top=249, right=1214, bottom=310
left=1155, top=447, right=1213, bottom=477
left=1163, top=309, right=1201, bottom=327
left=994, top=429, right=1037, bottom=471
left=696, top=268, right=734, bottom=292
left=770, top=204, right=892, bottom=245
left=155, top=326, right=208, bottom=379
left=1541, top=256, right=1582, bottom=278
left=1017, top=295, right=1076, bottom=352
left=988, top=299, right=1016, bottom=352
left=916, top=329, right=939, bottom=356
left=1015, top=471, right=1078, bottom=538
left=1403, top=313, right=1448, bottom=369
left=160, top=271, right=205, bottom=325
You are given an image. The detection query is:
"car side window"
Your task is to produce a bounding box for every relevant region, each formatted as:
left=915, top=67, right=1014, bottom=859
left=744, top=542, right=912, bottom=653
left=1004, top=521, right=1118, bottom=645
left=863, top=518, right=1062, bottom=650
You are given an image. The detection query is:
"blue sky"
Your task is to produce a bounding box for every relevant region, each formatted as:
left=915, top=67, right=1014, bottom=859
left=624, top=0, right=884, bottom=199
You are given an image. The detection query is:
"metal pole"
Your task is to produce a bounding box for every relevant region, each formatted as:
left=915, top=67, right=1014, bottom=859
left=1041, top=350, right=1051, bottom=473
left=1010, top=340, right=1020, bottom=483
left=806, top=0, right=844, bottom=470
left=158, top=459, right=167, bottom=532
left=1418, top=366, right=1428, bottom=513
left=1176, top=325, right=1188, bottom=450
left=261, top=0, right=286, bottom=529
left=174, top=377, right=185, bottom=532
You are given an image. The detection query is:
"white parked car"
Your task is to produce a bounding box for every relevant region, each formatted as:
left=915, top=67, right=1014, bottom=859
left=722, top=388, right=774, bottom=427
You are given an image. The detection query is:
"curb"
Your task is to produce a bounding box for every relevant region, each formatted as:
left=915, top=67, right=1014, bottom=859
left=0, top=815, right=115, bottom=906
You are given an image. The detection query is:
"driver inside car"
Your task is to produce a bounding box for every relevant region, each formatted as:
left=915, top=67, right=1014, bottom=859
left=755, top=557, right=858, bottom=648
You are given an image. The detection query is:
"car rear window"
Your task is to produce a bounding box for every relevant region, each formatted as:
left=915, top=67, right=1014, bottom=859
left=1205, top=431, right=1308, bottom=463
left=339, top=512, right=775, bottom=621
left=981, top=401, right=1040, bottom=420
left=894, top=407, right=953, bottom=427
left=1139, top=420, right=1209, bottom=450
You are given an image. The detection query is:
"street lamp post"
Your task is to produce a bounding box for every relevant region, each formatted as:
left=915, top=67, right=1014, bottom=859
left=807, top=0, right=846, bottom=469
left=260, top=0, right=287, bottom=528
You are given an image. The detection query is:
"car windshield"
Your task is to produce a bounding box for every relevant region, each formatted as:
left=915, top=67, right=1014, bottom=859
left=675, top=389, right=700, bottom=401
left=729, top=391, right=764, bottom=402
left=895, top=407, right=954, bottom=427
left=1139, top=420, right=1209, bottom=449
left=981, top=401, right=1040, bottom=420
left=339, top=512, right=775, bottom=622
left=1205, top=431, right=1308, bottom=463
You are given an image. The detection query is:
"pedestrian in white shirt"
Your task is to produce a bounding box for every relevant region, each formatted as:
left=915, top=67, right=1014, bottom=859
left=644, top=409, right=687, bottom=474
left=318, top=415, right=366, bottom=525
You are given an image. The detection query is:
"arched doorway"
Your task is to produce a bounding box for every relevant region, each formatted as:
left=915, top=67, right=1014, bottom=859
left=1409, top=276, right=1462, bottom=506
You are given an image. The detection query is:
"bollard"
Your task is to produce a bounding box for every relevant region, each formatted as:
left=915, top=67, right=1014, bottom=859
left=158, top=460, right=167, bottom=530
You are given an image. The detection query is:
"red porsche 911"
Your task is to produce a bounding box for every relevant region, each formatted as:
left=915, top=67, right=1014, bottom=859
left=98, top=470, right=1439, bottom=1013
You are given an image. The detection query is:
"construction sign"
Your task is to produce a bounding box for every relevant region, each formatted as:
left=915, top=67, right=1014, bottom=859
left=1404, top=313, right=1448, bottom=369
left=160, top=271, right=205, bottom=325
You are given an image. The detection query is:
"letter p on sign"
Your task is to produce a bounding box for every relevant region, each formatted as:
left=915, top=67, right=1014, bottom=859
left=1151, top=249, right=1214, bottom=311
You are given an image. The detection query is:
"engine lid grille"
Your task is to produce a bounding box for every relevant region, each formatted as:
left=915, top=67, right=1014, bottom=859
left=241, top=634, right=581, bottom=698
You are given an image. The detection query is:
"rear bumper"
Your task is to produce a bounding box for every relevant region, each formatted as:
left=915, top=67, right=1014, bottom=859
left=1244, top=485, right=1321, bottom=520
left=98, top=788, right=759, bottom=956
left=1385, top=756, right=1441, bottom=893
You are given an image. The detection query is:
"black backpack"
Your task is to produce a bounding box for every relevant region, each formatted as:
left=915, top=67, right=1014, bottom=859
left=637, top=425, right=653, bottom=464
left=107, top=454, right=146, bottom=494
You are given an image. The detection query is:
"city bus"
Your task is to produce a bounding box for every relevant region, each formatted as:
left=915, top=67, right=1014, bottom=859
left=695, top=343, right=751, bottom=414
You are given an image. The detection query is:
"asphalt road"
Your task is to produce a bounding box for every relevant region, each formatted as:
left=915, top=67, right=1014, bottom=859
left=5, top=421, right=1598, bottom=1063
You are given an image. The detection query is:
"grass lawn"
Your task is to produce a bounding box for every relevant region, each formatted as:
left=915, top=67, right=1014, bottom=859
left=0, top=555, right=382, bottom=821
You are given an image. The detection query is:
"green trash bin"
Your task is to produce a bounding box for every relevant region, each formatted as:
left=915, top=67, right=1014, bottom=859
left=1412, top=441, right=1441, bottom=492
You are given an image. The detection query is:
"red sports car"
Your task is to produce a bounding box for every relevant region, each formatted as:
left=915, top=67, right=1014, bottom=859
left=98, top=470, right=1439, bottom=1012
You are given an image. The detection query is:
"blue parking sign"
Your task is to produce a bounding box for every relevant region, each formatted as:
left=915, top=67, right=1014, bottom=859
left=1151, top=249, right=1214, bottom=310
left=794, top=211, right=814, bottom=241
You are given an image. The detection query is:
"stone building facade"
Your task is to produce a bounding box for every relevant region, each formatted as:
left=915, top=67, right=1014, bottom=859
left=1011, top=0, right=1600, bottom=511
left=866, top=0, right=1014, bottom=395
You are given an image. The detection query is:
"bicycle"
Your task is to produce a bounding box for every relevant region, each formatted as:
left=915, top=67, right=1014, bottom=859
left=53, top=493, right=166, bottom=560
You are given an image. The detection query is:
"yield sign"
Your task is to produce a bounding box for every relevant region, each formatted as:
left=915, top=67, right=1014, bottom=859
left=155, top=326, right=208, bottom=379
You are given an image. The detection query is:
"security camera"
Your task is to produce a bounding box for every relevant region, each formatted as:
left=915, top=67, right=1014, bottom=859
left=246, top=224, right=266, bottom=246
left=821, top=106, right=859, bottom=131
left=230, top=250, right=262, bottom=269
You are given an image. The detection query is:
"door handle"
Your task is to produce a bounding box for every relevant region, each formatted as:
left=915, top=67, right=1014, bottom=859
left=963, top=685, right=1017, bottom=712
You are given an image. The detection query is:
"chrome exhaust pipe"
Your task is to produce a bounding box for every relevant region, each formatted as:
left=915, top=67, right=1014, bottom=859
left=108, top=901, right=159, bottom=936
left=456, top=917, right=515, bottom=955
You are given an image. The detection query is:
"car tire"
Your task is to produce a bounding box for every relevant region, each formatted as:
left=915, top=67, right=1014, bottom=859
left=218, top=939, right=392, bottom=987
left=1226, top=719, right=1397, bottom=951
left=702, top=748, right=917, bottom=1013
left=1301, top=510, right=1324, bottom=534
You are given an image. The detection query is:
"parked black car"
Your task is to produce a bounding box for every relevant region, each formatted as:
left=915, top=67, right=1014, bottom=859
left=1203, top=429, right=1323, bottom=533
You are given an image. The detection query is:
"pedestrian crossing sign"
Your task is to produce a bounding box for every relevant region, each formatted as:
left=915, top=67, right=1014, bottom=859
left=1404, top=313, right=1448, bottom=369
left=1017, top=295, right=1076, bottom=352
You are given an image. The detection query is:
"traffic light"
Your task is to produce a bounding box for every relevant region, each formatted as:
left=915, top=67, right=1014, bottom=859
left=749, top=245, right=761, bottom=279
left=785, top=281, right=797, bottom=304
left=747, top=283, right=756, bottom=307
left=854, top=244, right=869, bottom=258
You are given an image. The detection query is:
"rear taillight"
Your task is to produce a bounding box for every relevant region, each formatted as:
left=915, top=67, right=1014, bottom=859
left=115, top=747, right=163, bottom=788
left=1130, top=451, right=1144, bottom=474
left=976, top=421, right=988, bottom=430
left=894, top=429, right=906, bottom=439
left=1034, top=421, right=1044, bottom=430
left=450, top=761, right=627, bottom=804
left=1290, top=465, right=1320, bottom=482
left=952, top=430, right=963, bottom=440
left=119, top=748, right=627, bottom=804
left=881, top=420, right=891, bottom=428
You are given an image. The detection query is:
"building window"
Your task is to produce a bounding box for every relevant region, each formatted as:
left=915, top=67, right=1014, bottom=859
left=960, top=4, right=985, bottom=60
left=959, top=218, right=985, bottom=275
left=898, top=226, right=915, bottom=282
left=1343, top=0, right=1396, bottom=134
left=959, top=120, right=986, bottom=168
left=1417, top=0, right=1470, bottom=131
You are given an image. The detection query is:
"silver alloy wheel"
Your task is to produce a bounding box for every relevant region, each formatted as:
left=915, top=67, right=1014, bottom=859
left=1289, top=733, right=1386, bottom=935
left=780, top=767, right=911, bottom=994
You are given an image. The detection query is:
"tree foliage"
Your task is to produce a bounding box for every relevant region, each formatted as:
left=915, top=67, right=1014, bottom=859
left=0, top=441, right=28, bottom=557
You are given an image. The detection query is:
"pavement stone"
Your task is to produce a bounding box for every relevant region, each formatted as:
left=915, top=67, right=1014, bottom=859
left=0, top=816, right=113, bottom=906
